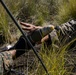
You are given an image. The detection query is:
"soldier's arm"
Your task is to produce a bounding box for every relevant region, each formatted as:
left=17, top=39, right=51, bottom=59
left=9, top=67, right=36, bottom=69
left=48, top=20, right=76, bottom=45
left=20, top=20, right=76, bottom=45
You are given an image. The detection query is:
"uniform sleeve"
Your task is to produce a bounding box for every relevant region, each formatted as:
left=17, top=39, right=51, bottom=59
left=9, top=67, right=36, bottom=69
left=59, top=20, right=76, bottom=36
left=48, top=20, right=76, bottom=44
left=0, top=51, right=13, bottom=75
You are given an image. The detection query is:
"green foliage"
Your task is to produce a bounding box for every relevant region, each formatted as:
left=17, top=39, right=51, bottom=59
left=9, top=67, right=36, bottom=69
left=0, top=0, right=76, bottom=75
left=29, top=39, right=76, bottom=75
left=55, top=0, right=76, bottom=25
left=17, top=0, right=57, bottom=25
left=38, top=44, right=66, bottom=75
left=0, top=5, right=11, bottom=43
left=0, top=0, right=25, bottom=43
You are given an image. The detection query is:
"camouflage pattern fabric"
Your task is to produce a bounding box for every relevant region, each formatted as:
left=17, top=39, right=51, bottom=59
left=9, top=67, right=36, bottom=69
left=0, top=51, right=13, bottom=75
left=49, top=20, right=76, bottom=43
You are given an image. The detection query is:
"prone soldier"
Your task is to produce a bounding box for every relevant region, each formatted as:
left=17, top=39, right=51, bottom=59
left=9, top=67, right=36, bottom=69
left=0, top=19, right=76, bottom=75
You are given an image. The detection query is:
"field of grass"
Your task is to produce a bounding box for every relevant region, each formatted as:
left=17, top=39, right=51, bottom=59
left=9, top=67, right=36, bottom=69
left=0, top=0, right=76, bottom=75
left=25, top=38, right=75, bottom=75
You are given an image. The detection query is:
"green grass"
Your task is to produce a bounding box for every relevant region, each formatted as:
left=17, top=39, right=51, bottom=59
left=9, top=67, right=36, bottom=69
left=29, top=39, right=76, bottom=75
left=0, top=0, right=25, bottom=43
left=0, top=5, right=11, bottom=43
left=55, top=0, right=76, bottom=25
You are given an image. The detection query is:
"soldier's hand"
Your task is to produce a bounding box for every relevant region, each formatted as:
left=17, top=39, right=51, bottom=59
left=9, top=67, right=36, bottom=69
left=41, top=35, right=49, bottom=42
left=20, top=22, right=42, bottom=32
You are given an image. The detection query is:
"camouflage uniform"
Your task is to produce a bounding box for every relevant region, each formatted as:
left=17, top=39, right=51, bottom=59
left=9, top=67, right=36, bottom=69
left=49, top=20, right=76, bottom=44
left=0, top=51, right=13, bottom=75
